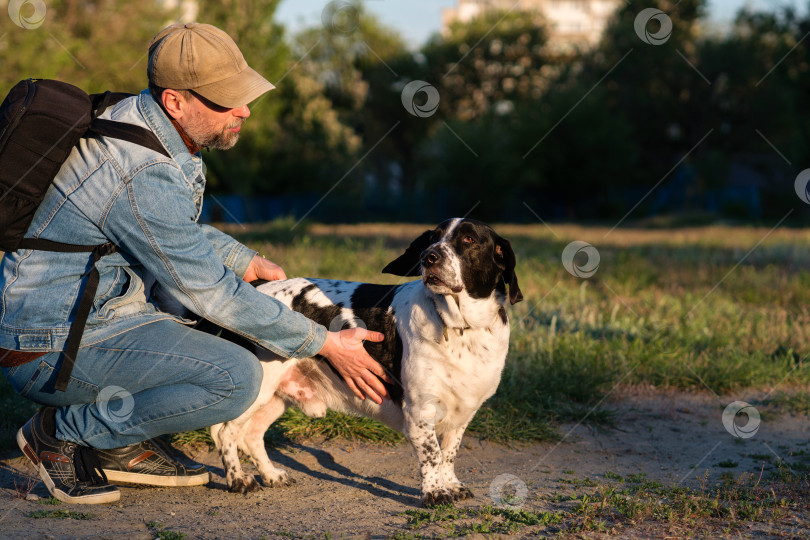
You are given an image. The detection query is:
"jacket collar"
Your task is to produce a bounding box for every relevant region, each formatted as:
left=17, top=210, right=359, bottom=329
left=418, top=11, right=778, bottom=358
left=138, top=90, right=195, bottom=158
left=137, top=89, right=203, bottom=181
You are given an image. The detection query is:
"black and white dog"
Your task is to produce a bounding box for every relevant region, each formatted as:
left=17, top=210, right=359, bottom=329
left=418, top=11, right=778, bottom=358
left=210, top=218, right=523, bottom=507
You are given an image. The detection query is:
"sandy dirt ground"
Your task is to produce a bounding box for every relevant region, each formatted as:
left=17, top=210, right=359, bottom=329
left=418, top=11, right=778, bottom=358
left=0, top=387, right=808, bottom=539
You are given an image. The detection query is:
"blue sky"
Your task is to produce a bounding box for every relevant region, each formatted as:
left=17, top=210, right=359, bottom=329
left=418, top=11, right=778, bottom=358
left=275, top=0, right=807, bottom=47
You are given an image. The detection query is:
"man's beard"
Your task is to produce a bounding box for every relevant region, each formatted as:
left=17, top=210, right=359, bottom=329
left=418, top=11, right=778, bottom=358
left=185, top=113, right=244, bottom=150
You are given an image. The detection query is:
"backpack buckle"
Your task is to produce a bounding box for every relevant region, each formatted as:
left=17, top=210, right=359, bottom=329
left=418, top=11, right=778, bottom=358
left=94, top=242, right=117, bottom=258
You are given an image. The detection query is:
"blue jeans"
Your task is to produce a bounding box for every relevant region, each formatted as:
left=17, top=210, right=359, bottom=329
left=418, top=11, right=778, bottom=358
left=2, top=320, right=262, bottom=449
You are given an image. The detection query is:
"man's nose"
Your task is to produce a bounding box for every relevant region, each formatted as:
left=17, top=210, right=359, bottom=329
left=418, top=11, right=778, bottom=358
left=233, top=104, right=250, bottom=118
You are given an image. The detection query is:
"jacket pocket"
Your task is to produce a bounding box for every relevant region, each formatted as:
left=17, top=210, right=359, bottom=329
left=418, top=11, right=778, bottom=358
left=97, top=266, right=147, bottom=319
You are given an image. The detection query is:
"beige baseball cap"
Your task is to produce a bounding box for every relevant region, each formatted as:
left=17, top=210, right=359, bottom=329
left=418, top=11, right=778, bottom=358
left=147, top=22, right=275, bottom=108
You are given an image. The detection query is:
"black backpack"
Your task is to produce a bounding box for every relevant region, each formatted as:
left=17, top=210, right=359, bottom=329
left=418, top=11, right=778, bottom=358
left=0, top=79, right=171, bottom=391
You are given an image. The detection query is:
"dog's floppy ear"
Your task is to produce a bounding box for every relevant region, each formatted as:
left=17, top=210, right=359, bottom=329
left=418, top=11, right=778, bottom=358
left=382, top=229, right=435, bottom=276
left=495, top=236, right=523, bottom=305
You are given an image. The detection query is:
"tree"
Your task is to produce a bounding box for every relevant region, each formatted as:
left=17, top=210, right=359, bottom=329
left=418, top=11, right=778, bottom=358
left=1, top=0, right=176, bottom=93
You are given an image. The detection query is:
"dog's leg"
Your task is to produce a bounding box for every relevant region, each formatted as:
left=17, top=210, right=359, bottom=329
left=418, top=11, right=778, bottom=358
left=240, top=395, right=295, bottom=488
left=210, top=423, right=223, bottom=448
left=403, top=409, right=454, bottom=507
left=439, top=425, right=474, bottom=501
left=216, top=416, right=261, bottom=493
left=211, top=421, right=255, bottom=492
left=216, top=363, right=283, bottom=494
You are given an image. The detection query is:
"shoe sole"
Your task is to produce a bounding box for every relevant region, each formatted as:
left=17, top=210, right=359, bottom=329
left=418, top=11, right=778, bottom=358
left=102, top=468, right=210, bottom=487
left=16, top=429, right=120, bottom=505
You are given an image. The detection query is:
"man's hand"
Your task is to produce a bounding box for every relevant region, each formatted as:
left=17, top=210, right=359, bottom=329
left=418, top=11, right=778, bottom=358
left=243, top=254, right=286, bottom=283
left=318, top=328, right=392, bottom=404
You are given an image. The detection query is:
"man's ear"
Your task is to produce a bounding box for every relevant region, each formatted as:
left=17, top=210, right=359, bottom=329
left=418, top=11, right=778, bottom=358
left=160, top=89, right=186, bottom=121
left=382, top=229, right=434, bottom=276
left=495, top=236, right=523, bottom=305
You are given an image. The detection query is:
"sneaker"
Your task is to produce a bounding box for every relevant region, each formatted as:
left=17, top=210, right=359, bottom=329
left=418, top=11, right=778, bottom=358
left=17, top=407, right=120, bottom=504
left=97, top=437, right=210, bottom=487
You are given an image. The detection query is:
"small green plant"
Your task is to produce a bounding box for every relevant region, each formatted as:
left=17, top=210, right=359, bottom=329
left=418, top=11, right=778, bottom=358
left=156, top=532, right=186, bottom=540
left=401, top=505, right=563, bottom=536
left=147, top=521, right=186, bottom=540
left=28, top=509, right=93, bottom=520
left=626, top=472, right=647, bottom=483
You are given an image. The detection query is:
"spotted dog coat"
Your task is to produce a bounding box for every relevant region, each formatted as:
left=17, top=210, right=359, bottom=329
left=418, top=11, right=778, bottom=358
left=210, top=218, right=523, bottom=507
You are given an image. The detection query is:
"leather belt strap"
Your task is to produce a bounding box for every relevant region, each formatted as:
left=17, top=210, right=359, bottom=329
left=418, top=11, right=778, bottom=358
left=0, top=348, right=47, bottom=368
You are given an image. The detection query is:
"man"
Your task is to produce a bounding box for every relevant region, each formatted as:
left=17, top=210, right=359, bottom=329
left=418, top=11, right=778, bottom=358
left=0, top=22, right=390, bottom=504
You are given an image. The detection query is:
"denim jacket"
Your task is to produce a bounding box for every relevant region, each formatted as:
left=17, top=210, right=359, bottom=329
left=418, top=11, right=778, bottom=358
left=0, top=90, right=326, bottom=358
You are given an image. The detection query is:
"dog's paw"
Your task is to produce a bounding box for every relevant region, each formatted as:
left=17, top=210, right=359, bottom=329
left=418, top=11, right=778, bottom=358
left=262, top=470, right=296, bottom=488
left=421, top=489, right=454, bottom=508
left=451, top=485, right=474, bottom=501
left=228, top=475, right=261, bottom=494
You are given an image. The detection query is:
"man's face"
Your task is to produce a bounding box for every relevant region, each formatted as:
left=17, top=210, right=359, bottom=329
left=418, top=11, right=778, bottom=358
left=181, top=92, right=250, bottom=150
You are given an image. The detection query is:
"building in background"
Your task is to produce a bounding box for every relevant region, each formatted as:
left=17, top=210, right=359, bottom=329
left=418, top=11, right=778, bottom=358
left=442, top=0, right=621, bottom=51
left=164, top=0, right=198, bottom=22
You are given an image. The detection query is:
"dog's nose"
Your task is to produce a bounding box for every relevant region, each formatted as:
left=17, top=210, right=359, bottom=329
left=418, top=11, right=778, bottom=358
left=422, top=249, right=441, bottom=267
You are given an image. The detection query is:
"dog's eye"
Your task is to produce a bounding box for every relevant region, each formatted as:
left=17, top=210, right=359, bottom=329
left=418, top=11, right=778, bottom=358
left=462, top=235, right=475, bottom=244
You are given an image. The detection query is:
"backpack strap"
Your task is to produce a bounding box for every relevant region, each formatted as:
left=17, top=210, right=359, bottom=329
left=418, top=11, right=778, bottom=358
left=17, top=238, right=117, bottom=392
left=90, top=90, right=131, bottom=119
left=15, top=92, right=169, bottom=391
left=87, top=119, right=170, bottom=158
left=86, top=90, right=171, bottom=158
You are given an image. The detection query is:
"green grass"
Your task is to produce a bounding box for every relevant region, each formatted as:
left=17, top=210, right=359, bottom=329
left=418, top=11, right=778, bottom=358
left=401, top=504, right=565, bottom=536
left=229, top=221, right=810, bottom=445
left=2, top=220, right=809, bottom=451
left=764, top=391, right=810, bottom=415
left=27, top=509, right=93, bottom=520
left=147, top=521, right=186, bottom=540
left=566, top=468, right=805, bottom=535
left=396, top=468, right=804, bottom=537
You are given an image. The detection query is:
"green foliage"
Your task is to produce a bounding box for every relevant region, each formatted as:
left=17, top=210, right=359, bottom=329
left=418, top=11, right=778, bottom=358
left=147, top=520, right=186, bottom=540
left=402, top=505, right=564, bottom=536
left=424, top=10, right=550, bottom=121
left=3, top=0, right=809, bottom=221
left=272, top=407, right=405, bottom=445
left=28, top=509, right=93, bottom=520
left=0, top=379, right=37, bottom=451
left=0, top=0, right=177, bottom=93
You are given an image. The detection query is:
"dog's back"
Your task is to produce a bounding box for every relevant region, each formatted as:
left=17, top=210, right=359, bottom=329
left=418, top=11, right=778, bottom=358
left=255, top=278, right=407, bottom=404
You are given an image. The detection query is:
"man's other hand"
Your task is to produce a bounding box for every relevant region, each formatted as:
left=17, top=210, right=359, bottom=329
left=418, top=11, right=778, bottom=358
left=318, top=328, right=392, bottom=404
left=244, top=254, right=287, bottom=283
